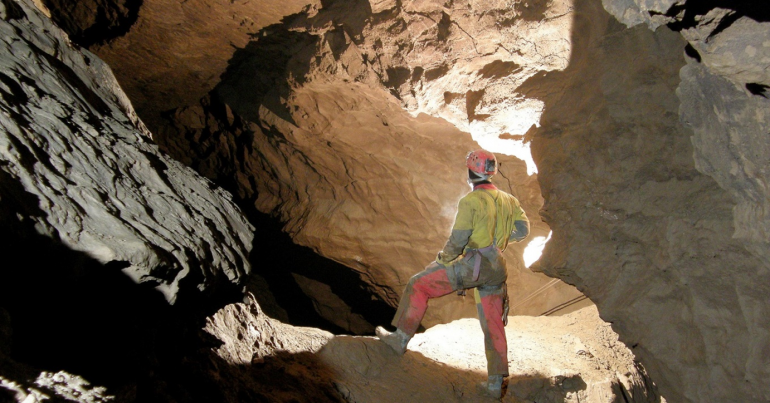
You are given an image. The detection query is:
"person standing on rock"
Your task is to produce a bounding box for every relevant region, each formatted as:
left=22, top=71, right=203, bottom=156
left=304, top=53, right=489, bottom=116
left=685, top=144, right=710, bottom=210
left=376, top=149, right=530, bottom=399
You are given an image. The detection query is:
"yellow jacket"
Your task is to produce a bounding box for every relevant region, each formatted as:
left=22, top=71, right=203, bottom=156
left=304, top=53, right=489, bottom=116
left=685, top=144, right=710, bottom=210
left=437, top=184, right=529, bottom=266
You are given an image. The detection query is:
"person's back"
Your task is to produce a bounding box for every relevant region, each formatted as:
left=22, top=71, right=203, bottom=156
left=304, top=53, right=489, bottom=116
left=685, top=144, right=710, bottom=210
left=454, top=187, right=528, bottom=251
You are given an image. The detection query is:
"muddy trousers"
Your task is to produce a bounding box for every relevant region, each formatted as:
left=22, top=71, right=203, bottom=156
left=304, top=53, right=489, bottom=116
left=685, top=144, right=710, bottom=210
left=391, top=264, right=509, bottom=376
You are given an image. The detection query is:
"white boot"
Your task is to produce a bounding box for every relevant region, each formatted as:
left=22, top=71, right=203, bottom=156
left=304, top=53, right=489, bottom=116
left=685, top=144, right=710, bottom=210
left=477, top=374, right=504, bottom=399
left=375, top=326, right=410, bottom=355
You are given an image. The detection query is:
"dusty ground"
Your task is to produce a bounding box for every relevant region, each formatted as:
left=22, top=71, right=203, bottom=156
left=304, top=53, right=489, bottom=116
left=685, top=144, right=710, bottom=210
left=318, top=305, right=662, bottom=403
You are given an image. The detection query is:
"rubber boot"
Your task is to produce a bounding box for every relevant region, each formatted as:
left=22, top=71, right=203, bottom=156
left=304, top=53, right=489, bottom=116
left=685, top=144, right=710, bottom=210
left=375, top=326, right=410, bottom=356
left=476, top=374, right=504, bottom=399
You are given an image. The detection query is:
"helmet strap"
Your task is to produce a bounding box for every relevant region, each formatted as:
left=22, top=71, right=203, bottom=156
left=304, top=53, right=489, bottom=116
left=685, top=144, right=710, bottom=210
left=467, top=169, right=491, bottom=188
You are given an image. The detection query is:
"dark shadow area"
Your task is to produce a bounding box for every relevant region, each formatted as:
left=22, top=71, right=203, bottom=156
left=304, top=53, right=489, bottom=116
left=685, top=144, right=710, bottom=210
left=241, top=203, right=396, bottom=335
left=215, top=0, right=373, bottom=124
left=745, top=83, right=769, bottom=98
left=683, top=43, right=701, bottom=62
left=0, top=170, right=243, bottom=400
left=507, top=373, right=587, bottom=402
left=179, top=349, right=346, bottom=403
left=41, top=0, right=143, bottom=48
left=658, top=0, right=770, bottom=33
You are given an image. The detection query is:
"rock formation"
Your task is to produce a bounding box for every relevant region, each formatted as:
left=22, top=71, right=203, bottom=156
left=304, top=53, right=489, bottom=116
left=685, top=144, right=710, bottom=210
left=524, top=1, right=770, bottom=402
left=0, top=0, right=253, bottom=304
left=146, top=0, right=584, bottom=329
left=39, top=0, right=586, bottom=329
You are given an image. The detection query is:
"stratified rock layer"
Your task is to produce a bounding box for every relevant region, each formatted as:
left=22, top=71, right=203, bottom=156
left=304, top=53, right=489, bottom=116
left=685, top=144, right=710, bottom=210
left=0, top=0, right=253, bottom=303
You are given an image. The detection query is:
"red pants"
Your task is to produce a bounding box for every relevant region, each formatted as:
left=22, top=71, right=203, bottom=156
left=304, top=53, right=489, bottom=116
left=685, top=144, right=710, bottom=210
left=391, top=263, right=509, bottom=376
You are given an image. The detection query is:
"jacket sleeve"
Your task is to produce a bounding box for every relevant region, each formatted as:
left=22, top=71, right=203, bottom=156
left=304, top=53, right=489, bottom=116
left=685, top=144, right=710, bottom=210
left=436, top=196, right=474, bottom=265
left=436, top=229, right=473, bottom=265
left=508, top=204, right=530, bottom=243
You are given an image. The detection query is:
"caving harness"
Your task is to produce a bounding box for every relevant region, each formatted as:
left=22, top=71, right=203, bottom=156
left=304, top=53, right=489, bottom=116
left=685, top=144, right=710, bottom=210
left=456, top=189, right=500, bottom=293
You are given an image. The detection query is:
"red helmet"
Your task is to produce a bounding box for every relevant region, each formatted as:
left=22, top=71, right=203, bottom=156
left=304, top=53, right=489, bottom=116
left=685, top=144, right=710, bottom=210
left=466, top=149, right=497, bottom=176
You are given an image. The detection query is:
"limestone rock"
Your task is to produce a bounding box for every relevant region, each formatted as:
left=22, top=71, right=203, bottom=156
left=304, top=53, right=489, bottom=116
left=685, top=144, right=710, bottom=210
left=16, top=0, right=770, bottom=401
left=200, top=294, right=344, bottom=403
left=85, top=0, right=321, bottom=130
left=679, top=62, right=770, bottom=262
left=600, top=0, right=683, bottom=29
left=680, top=14, right=770, bottom=88
left=203, top=293, right=333, bottom=365
left=0, top=0, right=254, bottom=303
left=153, top=0, right=581, bottom=328
left=525, top=0, right=770, bottom=402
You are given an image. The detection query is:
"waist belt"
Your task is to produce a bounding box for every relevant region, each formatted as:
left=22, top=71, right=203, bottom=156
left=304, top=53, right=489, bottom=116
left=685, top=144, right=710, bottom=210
left=469, top=244, right=498, bottom=282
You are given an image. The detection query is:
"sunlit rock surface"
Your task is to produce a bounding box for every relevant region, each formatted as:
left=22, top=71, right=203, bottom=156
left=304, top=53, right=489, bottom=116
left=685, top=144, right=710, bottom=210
left=205, top=298, right=658, bottom=403
left=0, top=0, right=253, bottom=303
left=148, top=0, right=583, bottom=328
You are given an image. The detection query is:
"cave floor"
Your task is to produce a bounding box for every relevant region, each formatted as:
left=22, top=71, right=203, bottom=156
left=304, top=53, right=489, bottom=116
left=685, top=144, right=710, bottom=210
left=318, top=305, right=659, bottom=403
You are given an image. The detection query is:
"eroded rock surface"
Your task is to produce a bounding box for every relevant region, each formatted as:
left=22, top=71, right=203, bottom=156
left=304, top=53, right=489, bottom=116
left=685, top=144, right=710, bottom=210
left=151, top=0, right=583, bottom=329
left=525, top=0, right=770, bottom=402
left=204, top=293, right=333, bottom=365
left=9, top=0, right=770, bottom=401
left=88, top=0, right=320, bottom=130
left=0, top=0, right=253, bottom=303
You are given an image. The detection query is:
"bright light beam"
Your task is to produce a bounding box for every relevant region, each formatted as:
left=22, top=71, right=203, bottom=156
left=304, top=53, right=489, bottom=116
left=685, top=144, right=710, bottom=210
left=523, top=231, right=552, bottom=268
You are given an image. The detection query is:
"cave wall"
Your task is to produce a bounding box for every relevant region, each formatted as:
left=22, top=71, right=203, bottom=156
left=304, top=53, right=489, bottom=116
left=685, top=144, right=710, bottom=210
left=150, top=0, right=582, bottom=327
left=83, top=0, right=321, bottom=132
left=0, top=0, right=261, bottom=397
left=0, top=0, right=253, bottom=307
left=526, top=0, right=770, bottom=402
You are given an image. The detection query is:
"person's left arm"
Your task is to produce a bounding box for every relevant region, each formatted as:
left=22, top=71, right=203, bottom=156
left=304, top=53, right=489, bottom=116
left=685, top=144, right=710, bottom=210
left=508, top=202, right=530, bottom=243
left=436, top=197, right=474, bottom=265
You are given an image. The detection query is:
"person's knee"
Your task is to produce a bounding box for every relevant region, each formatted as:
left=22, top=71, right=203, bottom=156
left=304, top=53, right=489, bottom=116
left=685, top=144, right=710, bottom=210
left=406, top=273, right=422, bottom=288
